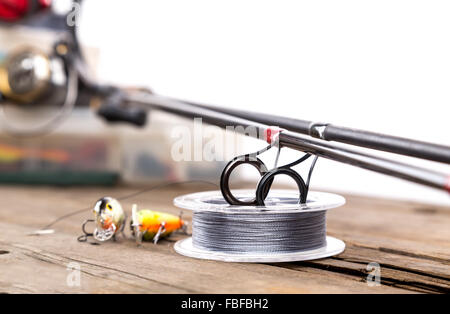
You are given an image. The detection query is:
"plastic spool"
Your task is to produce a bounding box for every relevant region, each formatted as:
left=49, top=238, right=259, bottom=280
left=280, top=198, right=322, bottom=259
left=174, top=189, right=346, bottom=263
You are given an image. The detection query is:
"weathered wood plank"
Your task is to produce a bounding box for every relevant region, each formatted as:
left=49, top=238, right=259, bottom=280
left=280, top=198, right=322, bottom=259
left=0, top=185, right=449, bottom=293
left=0, top=221, right=406, bottom=293
left=279, top=244, right=449, bottom=293
left=326, top=194, right=450, bottom=260
left=1, top=242, right=184, bottom=294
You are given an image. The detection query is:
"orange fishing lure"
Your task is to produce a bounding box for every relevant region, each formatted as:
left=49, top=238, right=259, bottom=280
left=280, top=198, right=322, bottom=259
left=131, top=204, right=186, bottom=244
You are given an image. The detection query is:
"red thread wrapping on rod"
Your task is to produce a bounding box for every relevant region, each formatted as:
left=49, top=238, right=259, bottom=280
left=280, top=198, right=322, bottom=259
left=265, top=127, right=283, bottom=144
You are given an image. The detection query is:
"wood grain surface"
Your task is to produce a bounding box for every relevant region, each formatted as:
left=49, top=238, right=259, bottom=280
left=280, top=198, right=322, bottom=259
left=0, top=184, right=448, bottom=294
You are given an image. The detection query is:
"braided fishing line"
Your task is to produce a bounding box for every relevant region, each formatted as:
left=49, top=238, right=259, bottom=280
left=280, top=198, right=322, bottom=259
left=192, top=210, right=327, bottom=254
left=174, top=190, right=346, bottom=262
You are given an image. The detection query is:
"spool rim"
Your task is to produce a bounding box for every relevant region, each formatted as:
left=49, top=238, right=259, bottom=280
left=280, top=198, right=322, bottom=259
left=174, top=189, right=345, bottom=214
left=174, top=236, right=346, bottom=263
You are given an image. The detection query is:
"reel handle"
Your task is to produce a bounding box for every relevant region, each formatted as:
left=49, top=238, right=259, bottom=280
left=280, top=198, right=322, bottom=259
left=97, top=91, right=147, bottom=127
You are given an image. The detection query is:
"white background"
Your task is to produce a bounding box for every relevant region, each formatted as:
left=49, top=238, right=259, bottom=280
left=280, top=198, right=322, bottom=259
left=74, top=0, right=449, bottom=205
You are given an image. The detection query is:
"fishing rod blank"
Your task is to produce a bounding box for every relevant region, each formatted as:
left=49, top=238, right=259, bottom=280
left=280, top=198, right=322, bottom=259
left=123, top=92, right=450, bottom=194
left=180, top=101, right=450, bottom=164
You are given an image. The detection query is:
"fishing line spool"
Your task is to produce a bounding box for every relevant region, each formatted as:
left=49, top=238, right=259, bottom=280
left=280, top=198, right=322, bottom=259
left=174, top=189, right=346, bottom=263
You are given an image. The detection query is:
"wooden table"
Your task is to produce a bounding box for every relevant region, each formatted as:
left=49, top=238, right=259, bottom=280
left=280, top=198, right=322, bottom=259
left=0, top=184, right=449, bottom=294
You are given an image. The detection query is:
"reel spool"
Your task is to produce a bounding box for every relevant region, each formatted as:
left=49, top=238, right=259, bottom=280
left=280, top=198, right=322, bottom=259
left=174, top=189, right=346, bottom=263
left=0, top=46, right=77, bottom=137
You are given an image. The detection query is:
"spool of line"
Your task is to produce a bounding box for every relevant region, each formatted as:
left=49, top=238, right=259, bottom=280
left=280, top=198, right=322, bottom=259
left=173, top=189, right=346, bottom=263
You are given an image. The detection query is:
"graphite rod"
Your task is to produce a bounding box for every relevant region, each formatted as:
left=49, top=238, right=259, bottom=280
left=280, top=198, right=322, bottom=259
left=124, top=92, right=450, bottom=193
left=181, top=101, right=450, bottom=164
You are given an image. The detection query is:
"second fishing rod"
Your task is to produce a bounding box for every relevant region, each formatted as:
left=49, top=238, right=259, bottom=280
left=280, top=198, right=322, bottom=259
left=120, top=92, right=450, bottom=195
left=179, top=100, right=450, bottom=165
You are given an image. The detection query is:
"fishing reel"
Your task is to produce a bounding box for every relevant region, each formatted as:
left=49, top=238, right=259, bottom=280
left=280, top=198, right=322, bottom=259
left=0, top=42, right=148, bottom=137
left=0, top=42, right=79, bottom=136
left=0, top=0, right=148, bottom=136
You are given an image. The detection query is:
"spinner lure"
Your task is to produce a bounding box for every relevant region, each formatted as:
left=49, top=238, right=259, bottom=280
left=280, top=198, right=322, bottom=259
left=78, top=197, right=127, bottom=242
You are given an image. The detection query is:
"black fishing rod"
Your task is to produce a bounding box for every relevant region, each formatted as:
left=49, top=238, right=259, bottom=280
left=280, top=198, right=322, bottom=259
left=1, top=42, right=448, bottom=194
left=1, top=0, right=448, bottom=197
left=178, top=101, right=450, bottom=164
left=123, top=92, right=450, bottom=194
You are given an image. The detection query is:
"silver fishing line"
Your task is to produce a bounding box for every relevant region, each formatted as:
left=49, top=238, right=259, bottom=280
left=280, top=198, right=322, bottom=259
left=174, top=190, right=346, bottom=262
left=192, top=210, right=327, bottom=254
